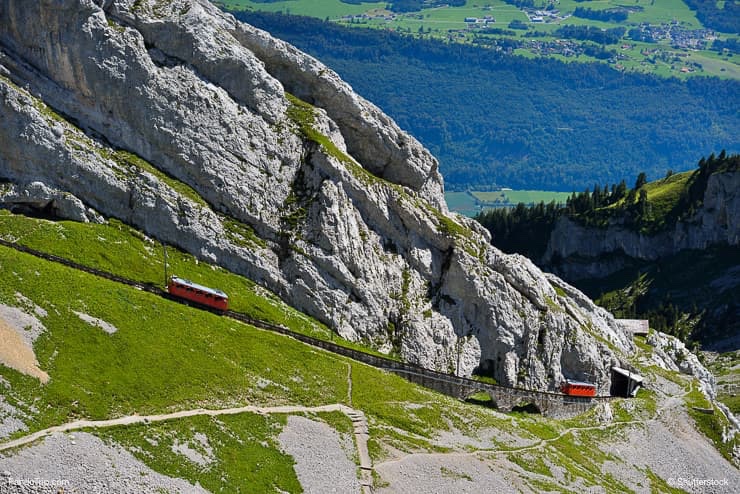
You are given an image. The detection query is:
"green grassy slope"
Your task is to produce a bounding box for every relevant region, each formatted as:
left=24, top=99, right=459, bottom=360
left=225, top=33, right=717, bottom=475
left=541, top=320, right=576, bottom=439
left=97, top=413, right=301, bottom=493
left=0, top=211, right=393, bottom=357
left=590, top=169, right=695, bottom=232
left=0, top=244, right=349, bottom=424
left=0, top=215, right=506, bottom=472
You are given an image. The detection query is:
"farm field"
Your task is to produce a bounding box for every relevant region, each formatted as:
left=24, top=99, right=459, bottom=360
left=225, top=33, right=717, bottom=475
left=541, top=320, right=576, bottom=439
left=217, top=0, right=386, bottom=17
left=219, top=0, right=739, bottom=80
left=445, top=189, right=572, bottom=216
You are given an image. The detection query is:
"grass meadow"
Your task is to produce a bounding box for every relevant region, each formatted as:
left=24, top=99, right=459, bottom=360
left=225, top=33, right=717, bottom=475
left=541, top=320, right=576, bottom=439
left=0, top=212, right=514, bottom=450
left=0, top=211, right=395, bottom=357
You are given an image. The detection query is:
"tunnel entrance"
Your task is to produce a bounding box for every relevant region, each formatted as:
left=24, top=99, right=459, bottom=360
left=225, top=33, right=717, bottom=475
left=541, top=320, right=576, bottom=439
left=610, top=366, right=644, bottom=397
left=472, top=359, right=498, bottom=383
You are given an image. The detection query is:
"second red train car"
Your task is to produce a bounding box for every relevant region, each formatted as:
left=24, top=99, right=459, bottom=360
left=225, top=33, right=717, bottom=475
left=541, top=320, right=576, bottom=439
left=560, top=379, right=597, bottom=397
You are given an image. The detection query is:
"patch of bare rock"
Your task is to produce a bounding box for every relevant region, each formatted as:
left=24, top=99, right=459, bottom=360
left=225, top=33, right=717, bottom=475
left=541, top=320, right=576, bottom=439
left=278, top=415, right=360, bottom=493
left=0, top=432, right=207, bottom=493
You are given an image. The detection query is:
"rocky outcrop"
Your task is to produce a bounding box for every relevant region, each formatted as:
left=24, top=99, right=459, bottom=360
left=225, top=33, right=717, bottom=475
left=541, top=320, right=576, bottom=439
left=644, top=329, right=740, bottom=456
left=543, top=171, right=740, bottom=280
left=0, top=181, right=104, bottom=223
left=646, top=331, right=716, bottom=397
left=0, top=0, right=633, bottom=392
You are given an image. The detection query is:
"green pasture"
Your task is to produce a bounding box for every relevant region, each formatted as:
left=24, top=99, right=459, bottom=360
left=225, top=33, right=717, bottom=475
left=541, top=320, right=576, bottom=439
left=98, top=413, right=301, bottom=493
left=686, top=51, right=739, bottom=79
left=0, top=211, right=327, bottom=337
left=471, top=189, right=572, bottom=205
left=527, top=0, right=701, bottom=27
left=218, top=0, right=386, bottom=18
left=0, top=211, right=390, bottom=358
left=603, top=169, right=692, bottom=216
left=0, top=242, right=509, bottom=448
left=223, top=0, right=738, bottom=79
left=404, top=2, right=528, bottom=29
left=0, top=244, right=344, bottom=427
left=640, top=169, right=694, bottom=219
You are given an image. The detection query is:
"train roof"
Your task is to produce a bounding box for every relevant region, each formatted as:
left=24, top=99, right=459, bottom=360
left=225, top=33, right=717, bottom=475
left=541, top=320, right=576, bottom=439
left=170, top=276, right=229, bottom=299
left=563, top=379, right=596, bottom=387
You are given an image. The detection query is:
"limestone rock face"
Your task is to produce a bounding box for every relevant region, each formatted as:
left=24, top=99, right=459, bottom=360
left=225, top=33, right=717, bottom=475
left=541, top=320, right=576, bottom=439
left=543, top=171, right=740, bottom=280
left=0, top=0, right=632, bottom=392
left=646, top=331, right=716, bottom=396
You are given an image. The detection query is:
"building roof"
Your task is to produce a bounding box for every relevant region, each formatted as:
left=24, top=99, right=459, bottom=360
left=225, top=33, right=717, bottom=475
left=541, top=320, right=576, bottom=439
left=612, top=366, right=644, bottom=383
left=170, top=276, right=228, bottom=299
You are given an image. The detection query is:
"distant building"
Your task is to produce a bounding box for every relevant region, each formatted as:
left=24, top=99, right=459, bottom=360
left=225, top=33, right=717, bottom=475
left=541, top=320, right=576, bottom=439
left=616, top=319, right=649, bottom=337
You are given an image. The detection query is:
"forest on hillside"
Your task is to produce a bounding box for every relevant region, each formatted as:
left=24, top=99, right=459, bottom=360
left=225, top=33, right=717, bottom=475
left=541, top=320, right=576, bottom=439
left=476, top=152, right=739, bottom=260
left=233, top=11, right=739, bottom=191
left=682, top=0, right=740, bottom=34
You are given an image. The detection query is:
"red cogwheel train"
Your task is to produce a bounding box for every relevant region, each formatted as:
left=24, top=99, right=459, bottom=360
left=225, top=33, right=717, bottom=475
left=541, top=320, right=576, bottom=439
left=167, top=276, right=229, bottom=312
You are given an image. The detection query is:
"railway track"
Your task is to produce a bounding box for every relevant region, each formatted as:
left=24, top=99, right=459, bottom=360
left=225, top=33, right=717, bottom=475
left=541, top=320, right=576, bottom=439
left=0, top=237, right=614, bottom=414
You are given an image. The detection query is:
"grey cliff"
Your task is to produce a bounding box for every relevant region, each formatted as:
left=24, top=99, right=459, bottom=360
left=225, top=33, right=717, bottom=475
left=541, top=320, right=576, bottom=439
left=543, top=171, right=740, bottom=280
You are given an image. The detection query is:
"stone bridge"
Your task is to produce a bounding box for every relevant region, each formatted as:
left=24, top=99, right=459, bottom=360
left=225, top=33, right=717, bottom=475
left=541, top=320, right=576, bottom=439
left=384, top=368, right=607, bottom=419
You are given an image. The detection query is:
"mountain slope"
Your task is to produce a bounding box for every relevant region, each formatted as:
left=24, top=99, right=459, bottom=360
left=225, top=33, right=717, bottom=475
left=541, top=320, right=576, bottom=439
left=0, top=212, right=737, bottom=491
left=0, top=1, right=737, bottom=490
left=0, top=0, right=634, bottom=393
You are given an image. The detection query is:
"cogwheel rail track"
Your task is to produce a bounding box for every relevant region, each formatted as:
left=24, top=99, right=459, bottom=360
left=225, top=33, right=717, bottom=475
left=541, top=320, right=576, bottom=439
left=0, top=238, right=614, bottom=417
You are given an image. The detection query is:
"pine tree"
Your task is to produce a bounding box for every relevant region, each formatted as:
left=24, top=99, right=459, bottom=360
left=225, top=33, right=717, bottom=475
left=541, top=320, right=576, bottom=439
left=635, top=172, right=647, bottom=190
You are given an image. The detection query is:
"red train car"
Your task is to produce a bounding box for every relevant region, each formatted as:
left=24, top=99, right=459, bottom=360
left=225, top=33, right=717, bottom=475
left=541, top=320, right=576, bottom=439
left=560, top=379, right=597, bottom=397
left=167, top=276, right=229, bottom=312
